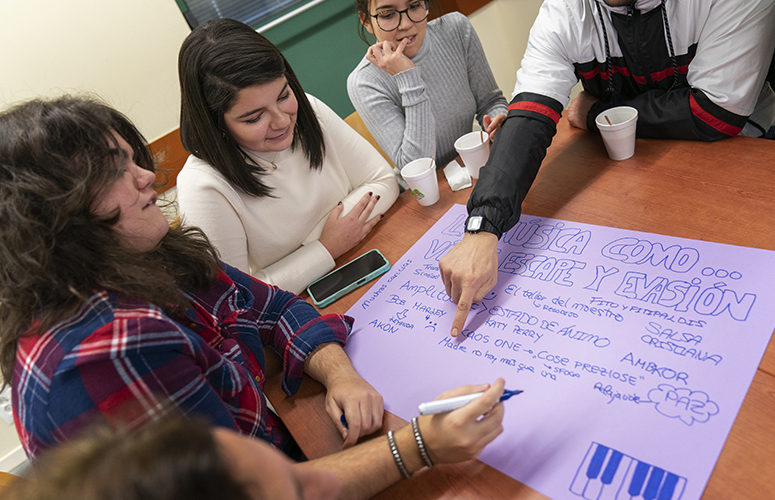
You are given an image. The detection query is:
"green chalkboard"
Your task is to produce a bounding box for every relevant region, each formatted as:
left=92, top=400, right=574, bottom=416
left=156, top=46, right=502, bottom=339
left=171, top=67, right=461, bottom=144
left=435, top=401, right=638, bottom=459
left=262, top=0, right=377, bottom=118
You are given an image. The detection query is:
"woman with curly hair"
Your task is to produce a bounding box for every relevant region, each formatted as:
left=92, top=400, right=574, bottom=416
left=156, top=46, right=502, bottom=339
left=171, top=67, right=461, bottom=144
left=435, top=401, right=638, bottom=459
left=0, top=95, right=384, bottom=459
left=0, top=96, right=507, bottom=499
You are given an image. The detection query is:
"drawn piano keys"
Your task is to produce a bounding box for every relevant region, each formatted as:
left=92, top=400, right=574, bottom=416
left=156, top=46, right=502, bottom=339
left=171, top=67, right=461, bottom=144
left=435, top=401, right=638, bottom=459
left=570, top=442, right=687, bottom=500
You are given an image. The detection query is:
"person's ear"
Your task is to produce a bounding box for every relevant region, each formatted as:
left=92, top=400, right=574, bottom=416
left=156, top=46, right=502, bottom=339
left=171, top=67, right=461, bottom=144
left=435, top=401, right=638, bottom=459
left=359, top=13, right=375, bottom=35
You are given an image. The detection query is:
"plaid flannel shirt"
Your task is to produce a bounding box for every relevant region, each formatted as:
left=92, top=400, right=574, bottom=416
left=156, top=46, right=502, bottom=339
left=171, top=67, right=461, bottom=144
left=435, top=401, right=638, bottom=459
left=12, top=263, right=351, bottom=458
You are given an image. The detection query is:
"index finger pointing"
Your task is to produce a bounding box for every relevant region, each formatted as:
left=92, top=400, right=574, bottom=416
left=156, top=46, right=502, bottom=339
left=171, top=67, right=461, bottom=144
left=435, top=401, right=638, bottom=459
left=450, top=285, right=475, bottom=337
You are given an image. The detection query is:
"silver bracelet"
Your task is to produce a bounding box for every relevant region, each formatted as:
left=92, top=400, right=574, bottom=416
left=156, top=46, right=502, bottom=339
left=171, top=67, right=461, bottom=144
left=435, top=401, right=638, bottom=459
left=412, top=417, right=434, bottom=468
left=387, top=430, right=411, bottom=479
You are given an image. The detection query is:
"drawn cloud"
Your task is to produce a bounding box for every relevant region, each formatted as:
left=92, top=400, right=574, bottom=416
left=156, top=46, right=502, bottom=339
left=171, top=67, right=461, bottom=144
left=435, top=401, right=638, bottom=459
left=646, top=384, right=720, bottom=426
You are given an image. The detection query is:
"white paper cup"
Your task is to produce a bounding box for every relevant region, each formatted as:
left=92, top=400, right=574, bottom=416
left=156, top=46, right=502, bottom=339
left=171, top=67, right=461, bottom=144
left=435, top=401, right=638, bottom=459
left=454, top=132, right=491, bottom=179
left=595, top=106, right=638, bottom=161
left=401, top=157, right=439, bottom=206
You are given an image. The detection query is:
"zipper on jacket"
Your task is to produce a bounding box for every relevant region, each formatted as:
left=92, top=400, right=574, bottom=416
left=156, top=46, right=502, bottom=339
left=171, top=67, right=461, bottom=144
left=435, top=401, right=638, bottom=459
left=626, top=6, right=644, bottom=83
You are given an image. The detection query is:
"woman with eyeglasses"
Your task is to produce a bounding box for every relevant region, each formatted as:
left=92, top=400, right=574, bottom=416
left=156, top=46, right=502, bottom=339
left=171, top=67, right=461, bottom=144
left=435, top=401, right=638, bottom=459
left=348, top=0, right=508, bottom=171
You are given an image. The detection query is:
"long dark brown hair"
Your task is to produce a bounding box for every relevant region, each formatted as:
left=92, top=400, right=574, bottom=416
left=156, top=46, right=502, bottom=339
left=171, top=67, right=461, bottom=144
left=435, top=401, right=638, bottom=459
left=0, top=96, right=220, bottom=383
left=179, top=18, right=325, bottom=198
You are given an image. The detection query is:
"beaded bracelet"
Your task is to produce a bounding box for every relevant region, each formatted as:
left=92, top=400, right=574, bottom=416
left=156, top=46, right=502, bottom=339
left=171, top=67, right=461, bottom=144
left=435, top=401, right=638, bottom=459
left=387, top=430, right=411, bottom=479
left=411, top=417, right=435, bottom=468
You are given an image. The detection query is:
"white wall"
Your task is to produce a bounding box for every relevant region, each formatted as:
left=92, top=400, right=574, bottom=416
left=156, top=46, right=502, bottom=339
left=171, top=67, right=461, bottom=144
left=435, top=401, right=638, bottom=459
left=470, top=0, right=582, bottom=105
left=0, top=0, right=191, bottom=142
left=0, top=0, right=561, bottom=143
left=469, top=0, right=544, bottom=101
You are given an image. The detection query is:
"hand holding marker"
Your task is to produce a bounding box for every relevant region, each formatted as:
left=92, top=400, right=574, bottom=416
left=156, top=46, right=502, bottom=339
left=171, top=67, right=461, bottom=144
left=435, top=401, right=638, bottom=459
left=419, top=389, right=522, bottom=415
left=340, top=388, right=522, bottom=426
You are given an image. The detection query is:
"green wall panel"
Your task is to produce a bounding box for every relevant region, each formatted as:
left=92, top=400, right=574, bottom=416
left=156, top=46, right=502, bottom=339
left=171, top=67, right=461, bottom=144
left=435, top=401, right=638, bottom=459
left=261, top=0, right=376, bottom=118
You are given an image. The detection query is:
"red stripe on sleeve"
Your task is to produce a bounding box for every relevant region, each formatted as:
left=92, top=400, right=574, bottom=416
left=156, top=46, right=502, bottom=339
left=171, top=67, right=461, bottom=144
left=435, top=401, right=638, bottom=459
left=508, top=101, right=561, bottom=125
left=689, top=94, right=742, bottom=136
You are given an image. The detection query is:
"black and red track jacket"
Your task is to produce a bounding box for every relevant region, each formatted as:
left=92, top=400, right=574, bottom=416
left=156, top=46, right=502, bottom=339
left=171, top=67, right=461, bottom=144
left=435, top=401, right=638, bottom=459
left=469, top=0, right=775, bottom=239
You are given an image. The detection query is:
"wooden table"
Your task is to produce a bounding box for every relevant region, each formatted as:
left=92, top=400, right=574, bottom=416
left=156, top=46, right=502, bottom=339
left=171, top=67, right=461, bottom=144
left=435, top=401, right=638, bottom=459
left=265, top=118, right=775, bottom=499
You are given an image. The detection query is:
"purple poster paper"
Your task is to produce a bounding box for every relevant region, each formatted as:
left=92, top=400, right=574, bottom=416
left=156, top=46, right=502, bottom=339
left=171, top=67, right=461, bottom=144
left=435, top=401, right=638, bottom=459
left=344, top=204, right=775, bottom=500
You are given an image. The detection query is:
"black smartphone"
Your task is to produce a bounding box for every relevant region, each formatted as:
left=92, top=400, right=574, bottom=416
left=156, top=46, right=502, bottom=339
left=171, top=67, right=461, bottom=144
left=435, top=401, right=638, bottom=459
left=307, top=249, right=390, bottom=308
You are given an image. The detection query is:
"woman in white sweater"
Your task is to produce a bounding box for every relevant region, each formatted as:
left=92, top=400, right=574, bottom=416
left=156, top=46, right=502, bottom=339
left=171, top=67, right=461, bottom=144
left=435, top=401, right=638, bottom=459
left=177, top=19, right=399, bottom=294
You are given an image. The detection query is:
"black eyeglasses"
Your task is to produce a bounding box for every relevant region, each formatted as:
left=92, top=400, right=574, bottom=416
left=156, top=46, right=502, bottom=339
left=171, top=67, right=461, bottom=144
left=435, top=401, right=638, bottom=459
left=369, top=1, right=429, bottom=32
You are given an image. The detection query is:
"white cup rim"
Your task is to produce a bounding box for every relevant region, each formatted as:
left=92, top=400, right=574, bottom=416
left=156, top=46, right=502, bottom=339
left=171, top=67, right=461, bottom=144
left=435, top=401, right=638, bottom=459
left=454, top=131, right=488, bottom=152
left=402, top=157, right=435, bottom=179
left=595, top=106, right=638, bottom=130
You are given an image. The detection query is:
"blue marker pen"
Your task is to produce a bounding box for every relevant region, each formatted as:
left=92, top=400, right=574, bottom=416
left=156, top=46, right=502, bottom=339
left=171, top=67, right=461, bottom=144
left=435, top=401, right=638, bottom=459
left=340, top=414, right=348, bottom=427
left=418, top=389, right=522, bottom=415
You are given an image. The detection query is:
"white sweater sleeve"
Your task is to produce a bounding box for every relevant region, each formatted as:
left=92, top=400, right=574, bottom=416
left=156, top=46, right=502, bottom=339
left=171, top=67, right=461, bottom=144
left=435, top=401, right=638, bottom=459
left=262, top=99, right=398, bottom=293
left=253, top=240, right=334, bottom=295
left=176, top=162, right=251, bottom=272
left=312, top=97, right=400, bottom=219
left=177, top=158, right=333, bottom=294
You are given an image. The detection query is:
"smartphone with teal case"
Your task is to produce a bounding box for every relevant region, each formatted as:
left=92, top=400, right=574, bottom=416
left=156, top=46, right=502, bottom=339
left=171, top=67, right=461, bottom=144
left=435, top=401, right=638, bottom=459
left=307, top=249, right=390, bottom=308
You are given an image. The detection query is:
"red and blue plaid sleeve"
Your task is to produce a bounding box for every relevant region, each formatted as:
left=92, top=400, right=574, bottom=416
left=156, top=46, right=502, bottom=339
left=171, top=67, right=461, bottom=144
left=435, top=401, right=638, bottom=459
left=194, top=264, right=354, bottom=395
left=13, top=291, right=270, bottom=458
left=13, top=265, right=354, bottom=458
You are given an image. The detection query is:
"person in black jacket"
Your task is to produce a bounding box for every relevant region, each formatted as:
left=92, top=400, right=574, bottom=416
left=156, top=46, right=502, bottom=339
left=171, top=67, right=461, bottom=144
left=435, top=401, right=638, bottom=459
left=440, top=0, right=775, bottom=337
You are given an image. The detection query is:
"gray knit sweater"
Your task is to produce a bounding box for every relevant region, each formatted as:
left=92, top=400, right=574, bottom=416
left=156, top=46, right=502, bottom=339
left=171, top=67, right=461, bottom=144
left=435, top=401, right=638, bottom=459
left=347, top=12, right=508, bottom=169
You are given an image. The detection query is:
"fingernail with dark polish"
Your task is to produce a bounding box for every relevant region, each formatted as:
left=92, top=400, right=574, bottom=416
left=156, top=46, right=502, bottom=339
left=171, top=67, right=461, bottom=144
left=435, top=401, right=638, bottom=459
left=376, top=195, right=381, bottom=200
